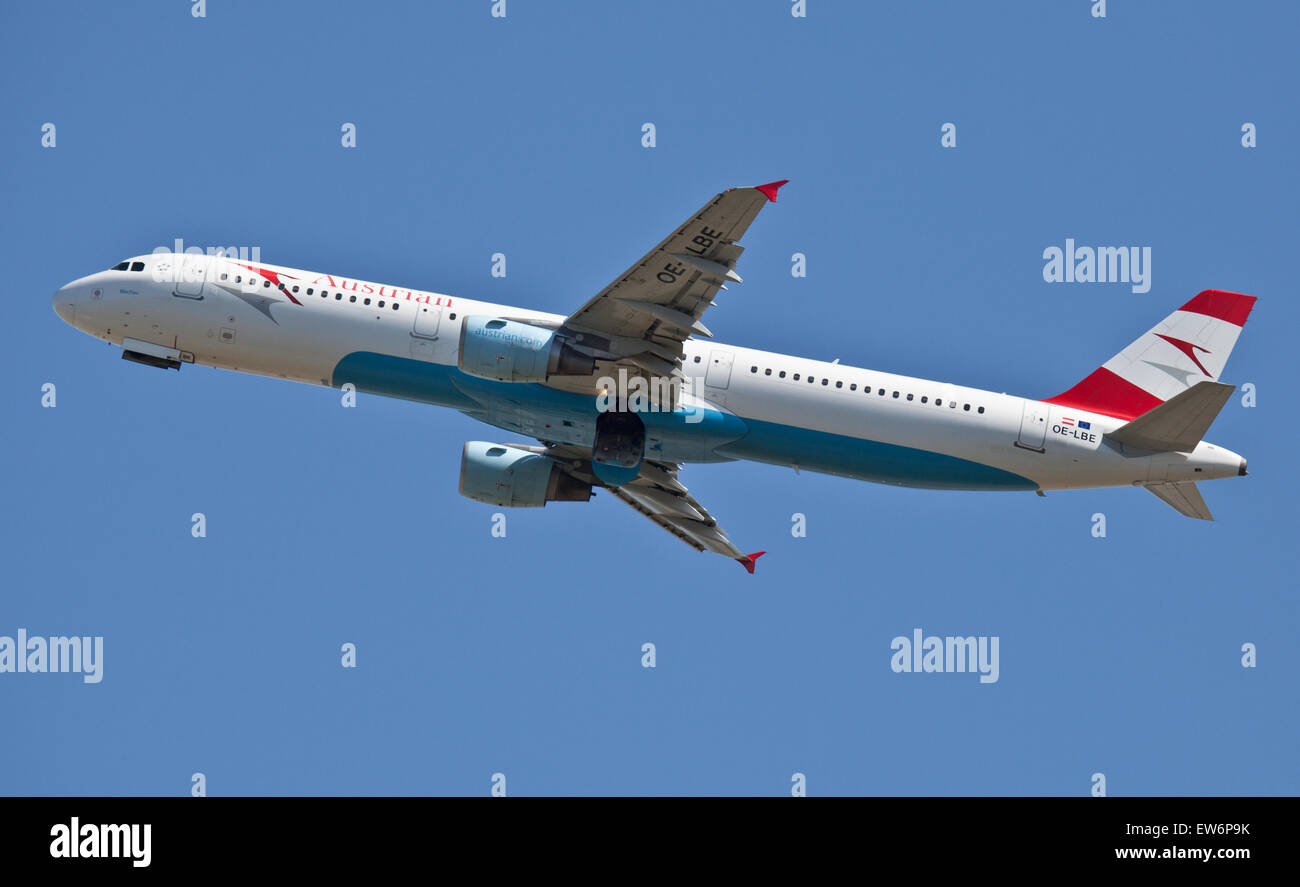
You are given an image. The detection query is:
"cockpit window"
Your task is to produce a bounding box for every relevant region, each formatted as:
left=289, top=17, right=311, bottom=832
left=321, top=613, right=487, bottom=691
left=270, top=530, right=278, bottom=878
left=130, top=261, right=145, bottom=272
left=112, top=261, right=129, bottom=271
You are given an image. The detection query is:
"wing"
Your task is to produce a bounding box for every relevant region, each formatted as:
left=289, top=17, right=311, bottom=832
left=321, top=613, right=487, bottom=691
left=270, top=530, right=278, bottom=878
left=544, top=445, right=766, bottom=573
left=556, top=180, right=788, bottom=385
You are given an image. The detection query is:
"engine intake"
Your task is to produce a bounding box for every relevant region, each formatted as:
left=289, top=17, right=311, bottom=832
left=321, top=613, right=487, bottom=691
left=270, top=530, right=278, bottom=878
left=458, top=316, right=595, bottom=383
left=459, top=442, right=593, bottom=508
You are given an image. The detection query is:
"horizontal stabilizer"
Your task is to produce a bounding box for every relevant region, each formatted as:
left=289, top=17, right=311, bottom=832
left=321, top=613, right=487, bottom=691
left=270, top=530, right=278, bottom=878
left=1107, top=381, right=1235, bottom=452
left=1145, top=482, right=1214, bottom=520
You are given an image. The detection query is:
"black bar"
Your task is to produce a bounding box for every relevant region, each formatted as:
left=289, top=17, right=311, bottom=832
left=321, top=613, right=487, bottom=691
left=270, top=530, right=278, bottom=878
left=0, top=797, right=1285, bottom=873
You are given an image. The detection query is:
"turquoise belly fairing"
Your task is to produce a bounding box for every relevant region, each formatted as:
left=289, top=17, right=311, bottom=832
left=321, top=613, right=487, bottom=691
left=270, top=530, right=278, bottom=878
left=332, top=351, right=1036, bottom=491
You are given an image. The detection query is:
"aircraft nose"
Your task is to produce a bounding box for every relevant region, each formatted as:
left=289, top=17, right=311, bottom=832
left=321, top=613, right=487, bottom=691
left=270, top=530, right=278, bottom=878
left=52, top=284, right=77, bottom=325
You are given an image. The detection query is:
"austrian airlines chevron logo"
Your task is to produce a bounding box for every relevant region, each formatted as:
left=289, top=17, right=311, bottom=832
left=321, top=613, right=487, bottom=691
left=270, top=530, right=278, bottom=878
left=1154, top=333, right=1212, bottom=376
left=235, top=263, right=302, bottom=304
left=212, top=263, right=301, bottom=324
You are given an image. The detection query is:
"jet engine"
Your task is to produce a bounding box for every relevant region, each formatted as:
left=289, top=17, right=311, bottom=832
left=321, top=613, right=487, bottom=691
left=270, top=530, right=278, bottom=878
left=458, top=442, right=593, bottom=508
left=458, top=316, right=595, bottom=383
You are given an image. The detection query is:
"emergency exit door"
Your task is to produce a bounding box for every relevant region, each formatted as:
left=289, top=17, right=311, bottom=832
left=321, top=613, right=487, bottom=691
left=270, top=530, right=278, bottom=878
left=704, top=349, right=733, bottom=389
left=412, top=304, right=441, bottom=339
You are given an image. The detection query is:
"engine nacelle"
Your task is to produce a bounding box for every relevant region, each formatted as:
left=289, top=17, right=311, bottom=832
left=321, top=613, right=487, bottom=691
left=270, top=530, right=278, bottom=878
left=458, top=316, right=595, bottom=383
left=458, top=442, right=593, bottom=508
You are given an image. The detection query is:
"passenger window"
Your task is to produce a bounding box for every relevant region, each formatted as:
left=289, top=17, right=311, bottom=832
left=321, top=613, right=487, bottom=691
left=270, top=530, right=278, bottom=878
left=765, top=369, right=772, bottom=376
left=364, top=298, right=371, bottom=305
left=978, top=406, right=985, bottom=414
left=906, top=393, right=913, bottom=401
left=378, top=300, right=385, bottom=308
left=751, top=366, right=758, bottom=373
left=936, top=399, right=942, bottom=406
left=307, top=288, right=313, bottom=295
left=821, top=379, right=828, bottom=386
left=779, top=371, right=786, bottom=378
left=850, top=383, right=856, bottom=391
left=694, top=356, right=701, bottom=363
left=263, top=280, right=271, bottom=288
left=921, top=396, right=928, bottom=404
left=292, top=285, right=299, bottom=293
left=878, top=388, right=885, bottom=395
left=449, top=313, right=456, bottom=320
left=793, top=374, right=800, bottom=381
left=892, top=391, right=899, bottom=398
left=835, top=381, right=842, bottom=388
left=392, top=303, right=400, bottom=311
left=220, top=273, right=228, bottom=281
left=963, top=404, right=971, bottom=411
left=336, top=293, right=342, bottom=300
left=349, top=295, right=357, bottom=302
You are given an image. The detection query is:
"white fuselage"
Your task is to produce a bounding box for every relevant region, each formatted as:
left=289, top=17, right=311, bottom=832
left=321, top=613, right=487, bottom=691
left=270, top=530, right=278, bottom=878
left=52, top=254, right=1245, bottom=494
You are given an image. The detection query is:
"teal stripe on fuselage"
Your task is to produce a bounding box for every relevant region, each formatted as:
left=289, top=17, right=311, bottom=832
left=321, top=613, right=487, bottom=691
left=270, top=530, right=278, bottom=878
left=334, top=350, right=482, bottom=411
left=332, top=351, right=1036, bottom=492
left=716, top=418, right=1037, bottom=491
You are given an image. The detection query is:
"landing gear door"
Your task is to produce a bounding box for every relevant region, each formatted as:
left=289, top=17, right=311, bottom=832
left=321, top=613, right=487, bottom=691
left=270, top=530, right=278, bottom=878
left=1016, top=401, right=1048, bottom=452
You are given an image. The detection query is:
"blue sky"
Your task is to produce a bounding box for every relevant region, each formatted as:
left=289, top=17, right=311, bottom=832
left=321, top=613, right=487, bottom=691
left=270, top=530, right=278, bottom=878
left=2, top=0, right=1296, bottom=795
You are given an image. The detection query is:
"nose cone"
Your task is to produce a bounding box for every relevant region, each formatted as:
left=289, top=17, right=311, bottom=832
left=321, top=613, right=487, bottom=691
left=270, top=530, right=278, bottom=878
left=52, top=284, right=77, bottom=325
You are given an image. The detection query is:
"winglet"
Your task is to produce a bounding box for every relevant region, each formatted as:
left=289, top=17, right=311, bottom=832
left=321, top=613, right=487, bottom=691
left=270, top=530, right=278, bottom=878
left=754, top=180, right=789, bottom=202
left=738, top=551, right=767, bottom=574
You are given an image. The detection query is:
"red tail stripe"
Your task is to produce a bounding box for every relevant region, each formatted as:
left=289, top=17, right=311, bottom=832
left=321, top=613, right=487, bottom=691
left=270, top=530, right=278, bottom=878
left=1179, top=289, right=1256, bottom=327
left=1043, top=367, right=1162, bottom=421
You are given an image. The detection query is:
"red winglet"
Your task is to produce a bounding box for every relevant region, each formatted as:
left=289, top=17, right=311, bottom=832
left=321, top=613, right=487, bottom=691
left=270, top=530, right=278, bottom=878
left=754, top=180, right=789, bottom=202
left=738, top=551, right=767, bottom=574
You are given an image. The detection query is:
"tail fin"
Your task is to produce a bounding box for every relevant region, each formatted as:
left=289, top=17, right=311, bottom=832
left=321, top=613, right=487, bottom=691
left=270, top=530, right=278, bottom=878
left=1045, top=289, right=1256, bottom=420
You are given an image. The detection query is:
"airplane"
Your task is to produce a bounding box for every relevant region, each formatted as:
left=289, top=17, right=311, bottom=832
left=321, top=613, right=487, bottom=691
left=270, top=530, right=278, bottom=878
left=51, top=180, right=1254, bottom=572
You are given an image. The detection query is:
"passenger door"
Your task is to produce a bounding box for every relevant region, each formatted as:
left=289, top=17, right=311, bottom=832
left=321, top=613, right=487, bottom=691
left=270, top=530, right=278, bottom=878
left=1015, top=401, right=1048, bottom=451
left=174, top=255, right=206, bottom=299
